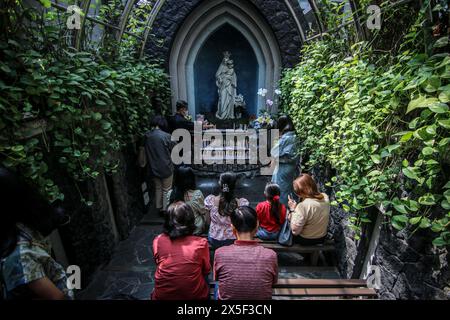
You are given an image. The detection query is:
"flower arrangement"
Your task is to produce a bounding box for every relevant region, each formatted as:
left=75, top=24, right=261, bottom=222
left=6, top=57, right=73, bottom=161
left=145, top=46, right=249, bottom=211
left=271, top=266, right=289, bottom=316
left=249, top=87, right=281, bottom=129
left=251, top=111, right=275, bottom=130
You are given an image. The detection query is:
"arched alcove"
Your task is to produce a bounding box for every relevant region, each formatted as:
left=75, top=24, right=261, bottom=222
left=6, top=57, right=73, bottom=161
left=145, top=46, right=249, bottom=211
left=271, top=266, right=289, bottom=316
left=194, top=24, right=259, bottom=117
left=169, top=0, right=282, bottom=116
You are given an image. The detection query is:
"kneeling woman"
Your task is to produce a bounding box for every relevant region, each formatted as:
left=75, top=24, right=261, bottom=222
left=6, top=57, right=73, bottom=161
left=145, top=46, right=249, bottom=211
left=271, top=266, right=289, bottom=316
left=287, top=174, right=330, bottom=245
left=151, top=202, right=211, bottom=300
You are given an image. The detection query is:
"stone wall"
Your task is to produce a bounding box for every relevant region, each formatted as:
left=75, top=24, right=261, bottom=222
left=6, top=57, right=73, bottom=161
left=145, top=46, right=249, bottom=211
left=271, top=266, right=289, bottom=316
left=145, top=0, right=304, bottom=68
left=51, top=144, right=146, bottom=286
left=373, top=225, right=449, bottom=299
left=107, top=145, right=146, bottom=240
left=312, top=167, right=450, bottom=300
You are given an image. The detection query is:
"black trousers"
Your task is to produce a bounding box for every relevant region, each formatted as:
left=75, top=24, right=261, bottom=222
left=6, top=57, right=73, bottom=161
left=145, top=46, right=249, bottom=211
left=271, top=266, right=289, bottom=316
left=293, top=235, right=326, bottom=246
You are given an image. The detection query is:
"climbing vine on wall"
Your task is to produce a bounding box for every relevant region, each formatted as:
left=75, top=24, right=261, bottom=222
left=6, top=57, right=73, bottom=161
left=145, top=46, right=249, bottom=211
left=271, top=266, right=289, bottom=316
left=0, top=1, right=170, bottom=203
left=281, top=1, right=450, bottom=246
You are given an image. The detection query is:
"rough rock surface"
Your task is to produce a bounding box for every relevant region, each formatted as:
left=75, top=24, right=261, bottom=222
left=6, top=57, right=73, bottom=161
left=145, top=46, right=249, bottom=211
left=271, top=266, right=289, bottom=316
left=313, top=166, right=449, bottom=300
left=52, top=145, right=146, bottom=285
left=145, top=0, right=304, bottom=68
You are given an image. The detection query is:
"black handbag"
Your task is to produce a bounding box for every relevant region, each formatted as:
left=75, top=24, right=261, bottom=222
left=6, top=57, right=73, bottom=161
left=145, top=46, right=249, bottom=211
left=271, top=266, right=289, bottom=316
left=278, top=218, right=293, bottom=247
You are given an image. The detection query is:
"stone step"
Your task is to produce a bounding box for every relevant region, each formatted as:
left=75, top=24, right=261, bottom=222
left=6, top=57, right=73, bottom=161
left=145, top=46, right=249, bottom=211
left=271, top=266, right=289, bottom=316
left=278, top=266, right=341, bottom=280
left=139, top=214, right=164, bottom=226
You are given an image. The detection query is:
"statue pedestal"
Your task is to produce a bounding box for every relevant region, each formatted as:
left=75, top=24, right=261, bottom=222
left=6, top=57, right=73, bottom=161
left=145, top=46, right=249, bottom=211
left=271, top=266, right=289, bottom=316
left=203, top=112, right=250, bottom=129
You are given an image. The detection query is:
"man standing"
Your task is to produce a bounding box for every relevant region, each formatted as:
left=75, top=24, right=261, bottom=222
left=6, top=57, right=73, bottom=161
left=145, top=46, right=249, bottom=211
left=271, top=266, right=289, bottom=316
left=144, top=115, right=175, bottom=215
left=169, top=100, right=215, bottom=133
left=171, top=100, right=194, bottom=132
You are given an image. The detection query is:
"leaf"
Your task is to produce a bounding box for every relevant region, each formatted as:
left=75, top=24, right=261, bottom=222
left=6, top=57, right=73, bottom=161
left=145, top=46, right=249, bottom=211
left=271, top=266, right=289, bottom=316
left=11, top=145, right=25, bottom=153
left=424, top=76, right=441, bottom=93
left=402, top=167, right=420, bottom=181
left=392, top=215, right=408, bottom=230
left=432, top=237, right=447, bottom=247
left=428, top=103, right=449, bottom=114
left=39, top=0, right=51, bottom=8
left=431, top=222, right=444, bottom=232
left=422, top=147, right=435, bottom=156
left=418, top=194, right=436, bottom=206
left=445, top=189, right=450, bottom=202
left=425, top=125, right=437, bottom=135
left=438, top=119, right=450, bottom=129
left=100, top=70, right=111, bottom=78
left=409, top=217, right=422, bottom=225
left=419, top=217, right=431, bottom=229
left=393, top=204, right=408, bottom=214
left=0, top=64, right=12, bottom=73
left=439, top=92, right=450, bottom=103
left=408, top=118, right=420, bottom=129
left=439, top=137, right=450, bottom=147
left=434, top=37, right=449, bottom=48
left=414, top=127, right=432, bottom=141
left=393, top=214, right=408, bottom=223
left=406, top=96, right=439, bottom=114
left=102, top=122, right=112, bottom=130
left=400, top=131, right=413, bottom=142
left=371, top=154, right=381, bottom=164
left=442, top=199, right=450, bottom=210
left=439, top=84, right=450, bottom=102
left=387, top=144, right=401, bottom=153
left=92, top=112, right=102, bottom=121
left=406, top=200, right=419, bottom=212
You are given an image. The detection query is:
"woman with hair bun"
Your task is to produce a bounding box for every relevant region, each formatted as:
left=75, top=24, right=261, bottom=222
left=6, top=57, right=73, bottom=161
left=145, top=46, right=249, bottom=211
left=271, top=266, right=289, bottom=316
left=205, top=172, right=249, bottom=250
left=151, top=202, right=210, bottom=300
left=255, top=183, right=287, bottom=240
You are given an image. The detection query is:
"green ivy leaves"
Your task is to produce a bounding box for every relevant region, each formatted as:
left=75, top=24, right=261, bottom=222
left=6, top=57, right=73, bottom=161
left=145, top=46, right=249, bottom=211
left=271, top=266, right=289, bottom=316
left=281, top=36, right=450, bottom=247
left=0, top=41, right=170, bottom=203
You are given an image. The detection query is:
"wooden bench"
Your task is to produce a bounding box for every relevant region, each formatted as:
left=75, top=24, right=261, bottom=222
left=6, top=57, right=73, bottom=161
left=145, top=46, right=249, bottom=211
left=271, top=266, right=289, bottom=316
left=204, top=236, right=336, bottom=266
left=210, top=278, right=377, bottom=300
left=258, top=240, right=336, bottom=266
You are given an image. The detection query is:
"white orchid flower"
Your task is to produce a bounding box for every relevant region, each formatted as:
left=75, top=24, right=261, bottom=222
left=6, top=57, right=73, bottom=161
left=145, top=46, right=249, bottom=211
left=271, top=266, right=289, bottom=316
left=257, top=88, right=268, bottom=97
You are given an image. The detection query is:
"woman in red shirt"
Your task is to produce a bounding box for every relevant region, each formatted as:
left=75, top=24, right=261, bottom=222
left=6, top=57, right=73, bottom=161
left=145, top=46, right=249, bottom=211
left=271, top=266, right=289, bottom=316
left=151, top=202, right=211, bottom=300
left=255, top=183, right=287, bottom=240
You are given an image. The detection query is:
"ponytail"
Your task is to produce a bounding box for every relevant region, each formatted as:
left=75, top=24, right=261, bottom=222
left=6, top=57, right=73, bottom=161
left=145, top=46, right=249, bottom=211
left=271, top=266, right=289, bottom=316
left=218, top=172, right=238, bottom=216
left=265, top=183, right=282, bottom=225
left=269, top=195, right=281, bottom=225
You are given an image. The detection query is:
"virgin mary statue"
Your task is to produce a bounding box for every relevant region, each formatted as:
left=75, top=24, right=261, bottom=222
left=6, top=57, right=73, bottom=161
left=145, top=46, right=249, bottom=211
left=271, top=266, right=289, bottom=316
left=215, top=52, right=237, bottom=120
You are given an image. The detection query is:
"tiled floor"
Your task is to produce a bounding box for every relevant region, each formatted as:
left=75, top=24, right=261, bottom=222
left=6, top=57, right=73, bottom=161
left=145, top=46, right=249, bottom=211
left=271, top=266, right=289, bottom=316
left=78, top=175, right=340, bottom=300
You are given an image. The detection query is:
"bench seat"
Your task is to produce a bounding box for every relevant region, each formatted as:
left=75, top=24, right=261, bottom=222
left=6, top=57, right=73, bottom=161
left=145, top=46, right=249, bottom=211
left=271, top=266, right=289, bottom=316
left=209, top=278, right=377, bottom=300
left=260, top=242, right=335, bottom=253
